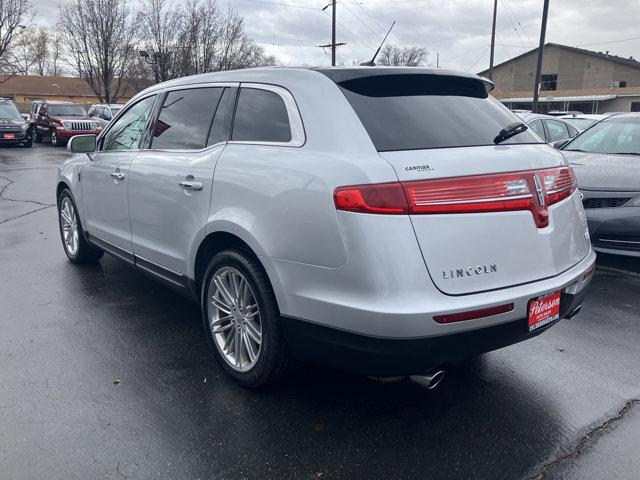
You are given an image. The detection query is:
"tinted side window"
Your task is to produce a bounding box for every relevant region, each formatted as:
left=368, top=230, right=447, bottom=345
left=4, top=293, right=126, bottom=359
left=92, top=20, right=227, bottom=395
left=232, top=88, right=291, bottom=143
left=151, top=88, right=224, bottom=150
left=545, top=120, right=569, bottom=142
left=103, top=95, right=156, bottom=151
left=207, top=88, right=236, bottom=146
left=529, top=119, right=546, bottom=140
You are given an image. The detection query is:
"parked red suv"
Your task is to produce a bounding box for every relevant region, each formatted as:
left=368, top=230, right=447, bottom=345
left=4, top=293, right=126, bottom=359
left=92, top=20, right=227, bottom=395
left=34, top=100, right=102, bottom=147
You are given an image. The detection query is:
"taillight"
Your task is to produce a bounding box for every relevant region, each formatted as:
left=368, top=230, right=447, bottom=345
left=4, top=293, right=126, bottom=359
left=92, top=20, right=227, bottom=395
left=334, top=182, right=408, bottom=214
left=334, top=167, right=577, bottom=229
left=541, top=167, right=577, bottom=205
left=403, top=172, right=534, bottom=215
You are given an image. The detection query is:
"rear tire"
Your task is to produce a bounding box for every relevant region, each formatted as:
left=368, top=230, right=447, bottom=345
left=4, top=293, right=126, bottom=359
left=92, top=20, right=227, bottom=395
left=201, top=249, right=289, bottom=388
left=22, top=133, right=33, bottom=148
left=57, top=188, right=104, bottom=264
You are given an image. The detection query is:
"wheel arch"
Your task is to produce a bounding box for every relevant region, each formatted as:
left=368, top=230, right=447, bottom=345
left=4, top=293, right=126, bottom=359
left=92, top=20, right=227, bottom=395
left=192, top=230, right=287, bottom=312
left=56, top=180, right=71, bottom=206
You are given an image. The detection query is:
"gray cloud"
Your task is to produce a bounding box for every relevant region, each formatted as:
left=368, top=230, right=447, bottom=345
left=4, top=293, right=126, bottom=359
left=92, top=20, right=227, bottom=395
left=32, top=0, right=640, bottom=72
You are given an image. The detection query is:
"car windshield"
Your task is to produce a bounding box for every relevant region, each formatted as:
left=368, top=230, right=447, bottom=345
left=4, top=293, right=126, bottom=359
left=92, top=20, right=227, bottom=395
left=564, top=117, right=640, bottom=155
left=0, top=103, right=22, bottom=121
left=335, top=74, right=543, bottom=151
left=567, top=118, right=597, bottom=129
left=48, top=105, right=87, bottom=116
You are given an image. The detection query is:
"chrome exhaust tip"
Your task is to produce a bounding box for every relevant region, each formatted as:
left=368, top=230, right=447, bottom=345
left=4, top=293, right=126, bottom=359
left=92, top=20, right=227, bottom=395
left=409, top=370, right=445, bottom=390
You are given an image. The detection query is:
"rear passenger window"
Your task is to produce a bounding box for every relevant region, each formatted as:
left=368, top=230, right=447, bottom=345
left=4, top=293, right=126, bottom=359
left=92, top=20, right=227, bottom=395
left=232, top=88, right=291, bottom=143
left=545, top=120, right=569, bottom=142
left=152, top=87, right=224, bottom=150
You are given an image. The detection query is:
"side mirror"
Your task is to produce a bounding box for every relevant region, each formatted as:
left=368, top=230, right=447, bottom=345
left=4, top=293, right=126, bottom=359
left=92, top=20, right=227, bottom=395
left=21, top=113, right=29, bottom=121
left=67, top=134, right=97, bottom=154
left=553, top=139, right=570, bottom=150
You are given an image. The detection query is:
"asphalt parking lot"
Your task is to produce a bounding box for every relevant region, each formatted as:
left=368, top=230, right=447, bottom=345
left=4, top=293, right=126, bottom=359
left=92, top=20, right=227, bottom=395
left=1, top=143, right=639, bottom=480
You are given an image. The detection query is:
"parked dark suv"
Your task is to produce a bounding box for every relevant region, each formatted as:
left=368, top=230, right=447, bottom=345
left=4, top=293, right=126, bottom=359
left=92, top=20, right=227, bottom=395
left=0, top=98, right=32, bottom=147
left=34, top=100, right=102, bottom=147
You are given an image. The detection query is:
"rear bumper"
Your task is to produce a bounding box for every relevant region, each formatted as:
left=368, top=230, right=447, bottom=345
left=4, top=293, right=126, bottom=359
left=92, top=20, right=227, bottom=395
left=0, top=131, right=28, bottom=143
left=585, top=206, right=640, bottom=257
left=283, top=287, right=588, bottom=376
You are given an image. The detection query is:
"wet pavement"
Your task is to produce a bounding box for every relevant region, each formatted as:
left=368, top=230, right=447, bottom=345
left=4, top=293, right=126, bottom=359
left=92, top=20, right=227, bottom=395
left=1, top=143, right=639, bottom=480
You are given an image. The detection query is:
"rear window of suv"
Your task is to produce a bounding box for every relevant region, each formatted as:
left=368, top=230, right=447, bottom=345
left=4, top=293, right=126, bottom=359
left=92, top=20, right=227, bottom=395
left=334, top=73, right=542, bottom=151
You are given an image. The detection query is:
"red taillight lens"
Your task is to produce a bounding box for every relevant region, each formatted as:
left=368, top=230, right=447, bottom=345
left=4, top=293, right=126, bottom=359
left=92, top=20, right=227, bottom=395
left=403, top=172, right=534, bottom=214
left=433, top=303, right=514, bottom=324
left=541, top=166, right=577, bottom=205
left=334, top=182, right=408, bottom=214
left=334, top=167, right=577, bottom=229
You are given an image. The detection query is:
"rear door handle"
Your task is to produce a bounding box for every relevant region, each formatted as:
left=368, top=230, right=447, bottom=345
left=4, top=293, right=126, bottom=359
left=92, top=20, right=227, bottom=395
left=110, top=172, right=125, bottom=180
left=179, top=181, right=203, bottom=191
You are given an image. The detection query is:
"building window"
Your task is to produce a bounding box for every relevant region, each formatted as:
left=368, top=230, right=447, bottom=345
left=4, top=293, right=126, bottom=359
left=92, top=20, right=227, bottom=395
left=631, top=102, right=640, bottom=112
left=619, top=81, right=627, bottom=88
left=540, top=74, right=558, bottom=91
left=586, top=62, right=591, bottom=69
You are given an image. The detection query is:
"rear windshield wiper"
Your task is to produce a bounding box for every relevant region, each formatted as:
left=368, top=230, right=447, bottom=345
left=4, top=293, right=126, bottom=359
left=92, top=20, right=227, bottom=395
left=494, top=122, right=528, bottom=144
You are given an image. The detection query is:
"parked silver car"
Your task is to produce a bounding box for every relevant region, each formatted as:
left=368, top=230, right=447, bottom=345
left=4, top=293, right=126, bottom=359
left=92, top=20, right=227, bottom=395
left=87, top=103, right=124, bottom=128
left=518, top=113, right=580, bottom=143
left=561, top=113, right=640, bottom=257
left=56, top=67, right=595, bottom=387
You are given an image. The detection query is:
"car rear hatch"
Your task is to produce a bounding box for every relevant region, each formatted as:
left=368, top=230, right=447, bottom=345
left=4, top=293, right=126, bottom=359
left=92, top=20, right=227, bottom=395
left=328, top=69, right=591, bottom=295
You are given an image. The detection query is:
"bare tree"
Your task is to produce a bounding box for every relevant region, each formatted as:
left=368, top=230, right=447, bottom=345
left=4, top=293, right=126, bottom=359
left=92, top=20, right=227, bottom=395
left=58, top=0, right=138, bottom=102
left=378, top=45, right=428, bottom=67
left=10, top=26, right=47, bottom=75
left=138, top=0, right=276, bottom=82
left=0, top=0, right=34, bottom=76
left=47, top=26, right=64, bottom=76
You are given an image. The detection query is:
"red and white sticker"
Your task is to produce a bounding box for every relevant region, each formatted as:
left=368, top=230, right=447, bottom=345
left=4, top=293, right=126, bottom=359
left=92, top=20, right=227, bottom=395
left=528, top=290, right=561, bottom=332
left=4, top=133, right=14, bottom=139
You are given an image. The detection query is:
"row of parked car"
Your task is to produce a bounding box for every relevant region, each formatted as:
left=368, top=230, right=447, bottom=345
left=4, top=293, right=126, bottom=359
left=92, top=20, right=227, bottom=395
left=0, top=97, right=123, bottom=148
left=513, top=109, right=640, bottom=259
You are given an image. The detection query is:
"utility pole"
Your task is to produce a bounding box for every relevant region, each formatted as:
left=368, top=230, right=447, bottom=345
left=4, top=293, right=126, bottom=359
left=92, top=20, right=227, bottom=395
left=319, top=0, right=346, bottom=66
left=436, top=52, right=440, bottom=68
left=532, top=0, right=550, bottom=113
left=488, top=0, right=497, bottom=80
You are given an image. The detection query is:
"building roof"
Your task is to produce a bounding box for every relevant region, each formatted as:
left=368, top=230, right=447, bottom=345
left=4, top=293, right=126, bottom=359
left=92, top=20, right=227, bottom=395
left=479, top=43, right=640, bottom=76
left=492, top=85, right=640, bottom=103
left=0, top=74, right=142, bottom=98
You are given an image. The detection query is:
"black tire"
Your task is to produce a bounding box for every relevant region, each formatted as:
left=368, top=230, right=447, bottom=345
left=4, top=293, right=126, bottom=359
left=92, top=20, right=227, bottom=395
left=50, top=129, right=60, bottom=147
left=201, top=249, right=289, bottom=388
left=34, top=130, right=42, bottom=143
left=57, top=188, right=104, bottom=264
left=22, top=133, right=33, bottom=148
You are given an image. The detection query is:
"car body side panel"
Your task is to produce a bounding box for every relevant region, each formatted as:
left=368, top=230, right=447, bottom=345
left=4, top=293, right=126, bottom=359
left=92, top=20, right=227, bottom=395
left=128, top=146, right=224, bottom=275
left=209, top=146, right=349, bottom=268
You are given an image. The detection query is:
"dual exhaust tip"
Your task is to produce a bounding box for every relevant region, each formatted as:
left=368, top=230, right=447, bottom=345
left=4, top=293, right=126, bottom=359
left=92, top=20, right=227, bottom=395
left=370, top=369, right=446, bottom=390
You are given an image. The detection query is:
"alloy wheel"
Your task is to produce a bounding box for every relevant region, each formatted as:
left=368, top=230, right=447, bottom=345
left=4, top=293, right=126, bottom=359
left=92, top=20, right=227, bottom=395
left=207, top=267, right=263, bottom=372
left=59, top=197, right=79, bottom=256
left=51, top=130, right=58, bottom=146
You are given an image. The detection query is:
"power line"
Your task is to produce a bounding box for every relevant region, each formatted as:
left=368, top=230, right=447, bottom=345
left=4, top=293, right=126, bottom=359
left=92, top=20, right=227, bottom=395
left=341, top=1, right=384, bottom=41
left=576, top=35, right=640, bottom=48
left=465, top=45, right=490, bottom=72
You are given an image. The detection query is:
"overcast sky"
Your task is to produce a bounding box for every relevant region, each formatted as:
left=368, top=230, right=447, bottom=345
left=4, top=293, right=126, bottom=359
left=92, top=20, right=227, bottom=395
left=34, top=0, right=640, bottom=72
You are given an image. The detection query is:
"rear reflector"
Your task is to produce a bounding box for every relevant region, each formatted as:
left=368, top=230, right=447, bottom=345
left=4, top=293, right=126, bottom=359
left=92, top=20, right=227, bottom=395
left=334, top=167, right=577, bottom=228
left=433, top=303, right=514, bottom=324
left=582, top=261, right=596, bottom=281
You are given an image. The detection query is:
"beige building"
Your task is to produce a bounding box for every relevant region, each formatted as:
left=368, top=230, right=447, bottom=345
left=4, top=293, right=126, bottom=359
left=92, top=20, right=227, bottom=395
left=0, top=75, right=145, bottom=112
left=479, top=43, right=640, bottom=113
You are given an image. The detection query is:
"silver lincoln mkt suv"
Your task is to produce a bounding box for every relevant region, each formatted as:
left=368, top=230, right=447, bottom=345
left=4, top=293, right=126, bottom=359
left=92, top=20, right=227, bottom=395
left=56, top=68, right=596, bottom=388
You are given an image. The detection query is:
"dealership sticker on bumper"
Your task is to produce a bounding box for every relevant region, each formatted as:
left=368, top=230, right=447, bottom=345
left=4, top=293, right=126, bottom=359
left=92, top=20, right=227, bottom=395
left=3, top=133, right=14, bottom=139
left=528, top=290, right=561, bottom=332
